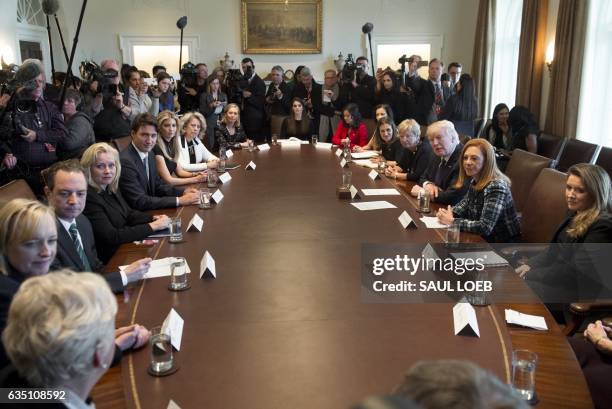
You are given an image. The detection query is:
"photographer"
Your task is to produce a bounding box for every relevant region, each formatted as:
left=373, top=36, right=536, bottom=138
left=177, top=62, right=207, bottom=114
left=265, top=65, right=291, bottom=117
left=0, top=59, right=68, bottom=194
left=92, top=67, right=131, bottom=142
left=407, top=58, right=450, bottom=125
left=59, top=88, right=95, bottom=160
left=318, top=69, right=341, bottom=142
left=156, top=71, right=176, bottom=113
left=375, top=69, right=416, bottom=124
left=337, top=56, right=376, bottom=119
left=239, top=58, right=266, bottom=143
left=292, top=67, right=323, bottom=134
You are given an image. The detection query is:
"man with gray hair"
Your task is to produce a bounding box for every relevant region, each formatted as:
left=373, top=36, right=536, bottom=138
left=265, top=65, right=291, bottom=117
left=319, top=69, right=341, bottom=142
left=0, top=58, right=68, bottom=194
left=393, top=360, right=529, bottom=409
left=411, top=120, right=468, bottom=205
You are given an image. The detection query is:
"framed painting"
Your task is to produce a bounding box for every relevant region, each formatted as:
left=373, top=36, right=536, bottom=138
left=241, top=0, right=322, bottom=54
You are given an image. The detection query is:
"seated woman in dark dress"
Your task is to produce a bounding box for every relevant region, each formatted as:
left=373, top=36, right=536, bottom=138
left=437, top=138, right=521, bottom=243
left=215, top=103, right=250, bottom=150
left=483, top=103, right=511, bottom=150
left=517, top=164, right=612, bottom=318
left=367, top=117, right=402, bottom=162
left=280, top=97, right=314, bottom=141
left=385, top=119, right=434, bottom=182
left=81, top=143, right=171, bottom=263
left=154, top=110, right=206, bottom=186
left=507, top=105, right=538, bottom=153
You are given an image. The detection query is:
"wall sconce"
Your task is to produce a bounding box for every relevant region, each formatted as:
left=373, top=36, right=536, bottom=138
left=545, top=41, right=555, bottom=73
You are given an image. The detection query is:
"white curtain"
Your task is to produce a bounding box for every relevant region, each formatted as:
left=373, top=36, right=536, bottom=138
left=577, top=0, right=612, bottom=147
left=488, top=0, right=523, bottom=118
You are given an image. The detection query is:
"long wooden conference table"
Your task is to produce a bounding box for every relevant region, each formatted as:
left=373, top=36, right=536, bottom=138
left=93, top=144, right=593, bottom=409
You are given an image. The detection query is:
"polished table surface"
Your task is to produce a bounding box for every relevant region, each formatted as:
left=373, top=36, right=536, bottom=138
left=93, top=145, right=593, bottom=409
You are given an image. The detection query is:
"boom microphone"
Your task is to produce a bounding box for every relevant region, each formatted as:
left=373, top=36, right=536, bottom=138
left=361, top=22, right=373, bottom=34
left=176, top=16, right=187, bottom=29
left=42, top=0, right=60, bottom=16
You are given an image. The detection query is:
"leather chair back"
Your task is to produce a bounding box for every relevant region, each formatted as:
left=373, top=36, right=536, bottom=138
left=270, top=115, right=287, bottom=138
left=363, top=118, right=377, bottom=140
left=595, top=146, right=612, bottom=178
left=537, top=133, right=566, bottom=167
left=0, top=179, right=36, bottom=203
left=557, top=138, right=599, bottom=172
left=521, top=168, right=568, bottom=243
left=111, top=135, right=132, bottom=153
left=505, top=149, right=551, bottom=213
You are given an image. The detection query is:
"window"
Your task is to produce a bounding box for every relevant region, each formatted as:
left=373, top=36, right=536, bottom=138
left=376, top=43, right=431, bottom=79
left=488, top=0, right=523, bottom=118
left=119, top=35, right=199, bottom=78
left=577, top=0, right=612, bottom=147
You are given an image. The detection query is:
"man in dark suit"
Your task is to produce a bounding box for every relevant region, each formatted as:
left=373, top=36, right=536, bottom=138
left=119, top=113, right=199, bottom=211
left=43, top=160, right=151, bottom=293
left=337, top=56, right=376, bottom=119
left=239, top=58, right=267, bottom=143
left=412, top=120, right=469, bottom=205
left=407, top=58, right=451, bottom=125
left=265, top=65, right=291, bottom=117
left=292, top=66, right=323, bottom=134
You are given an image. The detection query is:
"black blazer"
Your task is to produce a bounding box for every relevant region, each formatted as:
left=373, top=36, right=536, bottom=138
left=51, top=215, right=123, bottom=293
left=407, top=76, right=450, bottom=125
left=292, top=81, right=324, bottom=118
left=419, top=143, right=469, bottom=205
left=242, top=74, right=267, bottom=128
left=265, top=81, right=291, bottom=116
left=397, top=139, right=435, bottom=182
left=119, top=144, right=183, bottom=210
left=337, top=74, right=377, bottom=118
left=83, top=186, right=154, bottom=263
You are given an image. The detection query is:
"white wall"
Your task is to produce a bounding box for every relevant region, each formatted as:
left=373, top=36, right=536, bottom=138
left=0, top=0, right=18, bottom=64
left=52, top=0, right=478, bottom=79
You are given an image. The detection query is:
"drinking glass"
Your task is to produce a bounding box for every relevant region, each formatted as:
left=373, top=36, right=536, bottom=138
left=199, top=188, right=212, bottom=209
left=445, top=224, right=460, bottom=245
left=247, top=140, right=255, bottom=152
left=169, top=257, right=188, bottom=291
left=342, top=170, right=352, bottom=189
left=271, top=134, right=278, bottom=145
left=512, top=350, right=538, bottom=401
left=207, top=169, right=217, bottom=188
left=311, top=135, right=318, bottom=145
left=169, top=217, right=182, bottom=243
left=149, top=326, right=173, bottom=375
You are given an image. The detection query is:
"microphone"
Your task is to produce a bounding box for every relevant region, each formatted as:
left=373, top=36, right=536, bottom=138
left=42, top=0, right=60, bottom=15
left=176, top=16, right=187, bottom=29
left=361, top=22, right=373, bottom=34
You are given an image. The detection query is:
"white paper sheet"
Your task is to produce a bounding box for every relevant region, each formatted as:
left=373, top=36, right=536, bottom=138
left=361, top=188, right=400, bottom=196
left=120, top=257, right=191, bottom=279
left=420, top=216, right=448, bottom=229
left=505, top=309, right=548, bottom=330
left=350, top=201, right=397, bottom=211
left=315, top=142, right=333, bottom=149
left=350, top=151, right=379, bottom=159
left=352, top=159, right=378, bottom=169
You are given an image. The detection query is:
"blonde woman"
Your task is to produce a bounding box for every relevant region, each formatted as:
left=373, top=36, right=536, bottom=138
left=385, top=119, right=434, bottom=182
left=81, top=143, right=171, bottom=262
left=176, top=111, right=218, bottom=172
left=154, top=110, right=206, bottom=186
left=0, top=199, right=150, bottom=370
left=216, top=103, right=249, bottom=150
left=436, top=138, right=520, bottom=243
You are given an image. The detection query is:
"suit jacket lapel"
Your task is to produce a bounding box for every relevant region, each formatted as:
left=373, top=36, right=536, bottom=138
left=129, top=144, right=152, bottom=194
left=57, top=220, right=83, bottom=270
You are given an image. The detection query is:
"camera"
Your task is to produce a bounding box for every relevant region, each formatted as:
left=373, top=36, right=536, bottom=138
left=341, top=54, right=356, bottom=83
left=79, top=60, right=119, bottom=96
left=398, top=54, right=428, bottom=68
left=179, top=62, right=198, bottom=88
left=225, top=68, right=248, bottom=104
left=0, top=63, right=19, bottom=96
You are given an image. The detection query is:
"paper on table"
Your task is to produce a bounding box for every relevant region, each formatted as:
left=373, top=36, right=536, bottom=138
left=505, top=309, right=548, bottom=330
left=351, top=151, right=379, bottom=159
left=351, top=201, right=397, bottom=211
left=420, top=216, right=448, bottom=229
left=352, top=159, right=378, bottom=169
left=450, top=251, right=509, bottom=267
left=315, top=142, right=333, bottom=149
left=361, top=188, right=400, bottom=196
left=167, top=400, right=182, bottom=409
left=119, top=257, right=191, bottom=279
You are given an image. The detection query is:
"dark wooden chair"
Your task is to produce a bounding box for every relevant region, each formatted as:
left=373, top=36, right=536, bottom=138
left=595, top=146, right=612, bottom=178
left=111, top=135, right=132, bottom=153
left=537, top=133, right=566, bottom=168
left=556, top=138, right=599, bottom=172
left=505, top=149, right=552, bottom=214
left=0, top=179, right=36, bottom=203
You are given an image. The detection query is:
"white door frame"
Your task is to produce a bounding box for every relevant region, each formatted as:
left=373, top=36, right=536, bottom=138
left=118, top=34, right=200, bottom=72
left=371, top=33, right=444, bottom=68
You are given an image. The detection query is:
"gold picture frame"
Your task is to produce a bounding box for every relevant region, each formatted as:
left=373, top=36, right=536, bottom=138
left=241, top=0, right=322, bottom=54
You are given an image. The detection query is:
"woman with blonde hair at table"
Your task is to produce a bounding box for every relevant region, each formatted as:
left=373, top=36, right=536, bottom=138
left=176, top=111, right=218, bottom=172
left=436, top=138, right=521, bottom=243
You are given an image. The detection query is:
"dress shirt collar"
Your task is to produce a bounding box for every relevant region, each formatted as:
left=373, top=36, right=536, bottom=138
left=58, top=217, right=77, bottom=233
left=132, top=143, right=149, bottom=160
left=64, top=389, right=96, bottom=409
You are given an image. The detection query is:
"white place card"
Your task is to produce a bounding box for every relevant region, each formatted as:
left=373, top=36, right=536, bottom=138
left=420, top=216, right=448, bottom=229
left=340, top=158, right=348, bottom=168
left=218, top=172, right=232, bottom=184
left=505, top=309, right=548, bottom=330
left=398, top=211, right=416, bottom=229
left=453, top=302, right=480, bottom=337
left=167, top=400, right=182, bottom=409
left=186, top=213, right=204, bottom=232
left=162, top=308, right=184, bottom=350
left=421, top=244, right=442, bottom=264
left=246, top=161, right=257, bottom=170
left=349, top=185, right=361, bottom=200
left=225, top=149, right=234, bottom=159
left=211, top=189, right=224, bottom=204
left=361, top=188, right=400, bottom=196
left=350, top=201, right=397, bottom=211
left=335, top=148, right=343, bottom=157
left=315, top=142, right=333, bottom=149
left=368, top=169, right=381, bottom=180
left=257, top=143, right=270, bottom=151
left=200, top=250, right=216, bottom=279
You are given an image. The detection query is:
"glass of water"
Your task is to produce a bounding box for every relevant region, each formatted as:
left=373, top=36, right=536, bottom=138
left=149, top=326, right=173, bottom=375
left=342, top=170, right=352, bottom=189
left=207, top=169, right=217, bottom=188
left=311, top=135, right=318, bottom=145
left=169, top=257, right=188, bottom=291
left=377, top=159, right=386, bottom=174
left=445, top=224, right=460, bottom=246
left=271, top=134, right=278, bottom=145
left=199, top=188, right=212, bottom=209
left=169, top=217, right=182, bottom=243
left=512, top=350, right=538, bottom=402
left=247, top=139, right=255, bottom=152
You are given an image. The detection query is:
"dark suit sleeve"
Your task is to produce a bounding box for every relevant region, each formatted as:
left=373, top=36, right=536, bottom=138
left=407, top=144, right=434, bottom=181
left=83, top=193, right=154, bottom=249
left=119, top=153, right=178, bottom=210
left=154, top=172, right=184, bottom=198
left=434, top=171, right=469, bottom=205
left=245, top=77, right=266, bottom=109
